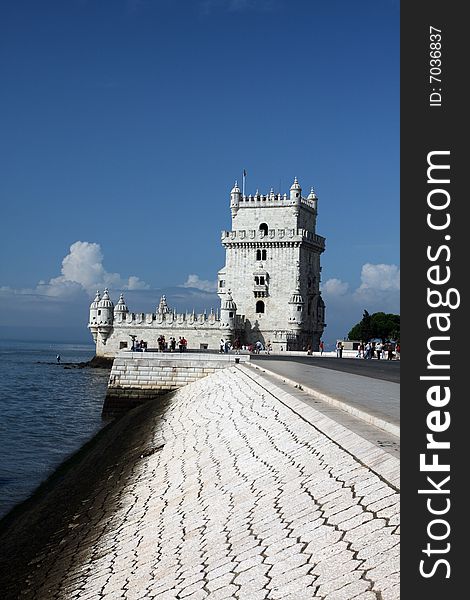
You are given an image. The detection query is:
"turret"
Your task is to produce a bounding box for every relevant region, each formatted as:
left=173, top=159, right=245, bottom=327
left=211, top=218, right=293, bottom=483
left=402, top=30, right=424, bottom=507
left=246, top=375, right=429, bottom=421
left=230, top=181, right=241, bottom=217
left=88, top=290, right=101, bottom=342
left=288, top=287, right=304, bottom=327
left=157, top=295, right=170, bottom=315
left=307, top=186, right=318, bottom=211
left=97, top=288, right=114, bottom=344
left=114, top=293, right=129, bottom=322
left=290, top=176, right=302, bottom=201
left=288, top=264, right=304, bottom=327
left=220, top=289, right=237, bottom=332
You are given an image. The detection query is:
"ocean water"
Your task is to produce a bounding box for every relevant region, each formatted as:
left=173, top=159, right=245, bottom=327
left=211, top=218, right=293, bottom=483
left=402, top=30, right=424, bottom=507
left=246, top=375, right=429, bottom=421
left=0, top=340, right=110, bottom=519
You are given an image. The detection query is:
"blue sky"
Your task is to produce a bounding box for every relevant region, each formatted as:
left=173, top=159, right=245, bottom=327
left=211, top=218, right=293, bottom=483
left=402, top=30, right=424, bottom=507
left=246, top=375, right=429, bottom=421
left=0, top=0, right=399, bottom=347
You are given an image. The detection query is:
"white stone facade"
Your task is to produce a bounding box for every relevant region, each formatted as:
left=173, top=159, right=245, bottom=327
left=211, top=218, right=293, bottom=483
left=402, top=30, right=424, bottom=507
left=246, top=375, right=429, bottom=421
left=219, top=177, right=326, bottom=351
left=88, top=178, right=326, bottom=356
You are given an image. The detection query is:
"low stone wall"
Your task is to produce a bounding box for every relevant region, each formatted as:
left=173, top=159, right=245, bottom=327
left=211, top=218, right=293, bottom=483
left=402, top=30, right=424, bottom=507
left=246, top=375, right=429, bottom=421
left=103, top=351, right=250, bottom=416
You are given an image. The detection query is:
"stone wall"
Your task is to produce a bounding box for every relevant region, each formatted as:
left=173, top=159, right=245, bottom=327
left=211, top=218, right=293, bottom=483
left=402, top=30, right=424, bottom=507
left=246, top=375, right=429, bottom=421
left=103, top=351, right=250, bottom=416
left=96, top=326, right=232, bottom=358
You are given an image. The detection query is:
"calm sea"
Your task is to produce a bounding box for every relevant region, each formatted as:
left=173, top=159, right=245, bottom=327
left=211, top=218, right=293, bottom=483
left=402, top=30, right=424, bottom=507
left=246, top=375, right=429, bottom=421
left=0, top=340, right=110, bottom=519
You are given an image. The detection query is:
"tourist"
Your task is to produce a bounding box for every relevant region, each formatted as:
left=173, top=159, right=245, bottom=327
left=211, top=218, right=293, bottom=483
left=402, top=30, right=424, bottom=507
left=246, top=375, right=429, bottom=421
left=387, top=343, right=394, bottom=360
left=224, top=340, right=230, bottom=354
left=395, top=343, right=400, bottom=360
left=233, top=338, right=241, bottom=355
left=336, top=340, right=343, bottom=358
left=376, top=341, right=382, bottom=360
left=306, top=344, right=312, bottom=356
left=356, top=342, right=364, bottom=358
left=319, top=340, right=324, bottom=355
left=220, top=338, right=225, bottom=353
left=266, top=341, right=272, bottom=355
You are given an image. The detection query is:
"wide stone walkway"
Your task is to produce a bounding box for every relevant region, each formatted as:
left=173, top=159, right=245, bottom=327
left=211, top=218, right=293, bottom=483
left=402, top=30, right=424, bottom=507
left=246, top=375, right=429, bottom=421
left=20, top=367, right=399, bottom=600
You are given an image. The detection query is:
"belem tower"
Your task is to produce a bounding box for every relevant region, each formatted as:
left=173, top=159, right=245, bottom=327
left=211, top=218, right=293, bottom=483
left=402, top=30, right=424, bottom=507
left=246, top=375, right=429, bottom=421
left=88, top=177, right=326, bottom=357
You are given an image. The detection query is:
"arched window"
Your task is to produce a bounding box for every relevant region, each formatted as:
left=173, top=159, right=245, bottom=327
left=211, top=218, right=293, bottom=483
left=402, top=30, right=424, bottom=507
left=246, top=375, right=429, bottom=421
left=256, top=300, right=265, bottom=314
left=259, top=223, right=268, bottom=236
left=261, top=249, right=267, bottom=260
left=259, top=276, right=265, bottom=285
left=256, top=249, right=262, bottom=261
left=255, top=276, right=260, bottom=285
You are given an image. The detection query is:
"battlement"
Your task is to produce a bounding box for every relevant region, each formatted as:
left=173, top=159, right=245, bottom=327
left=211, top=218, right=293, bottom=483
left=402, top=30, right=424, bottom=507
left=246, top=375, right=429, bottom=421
left=234, top=193, right=316, bottom=211
left=221, top=228, right=325, bottom=250
left=114, top=310, right=221, bottom=326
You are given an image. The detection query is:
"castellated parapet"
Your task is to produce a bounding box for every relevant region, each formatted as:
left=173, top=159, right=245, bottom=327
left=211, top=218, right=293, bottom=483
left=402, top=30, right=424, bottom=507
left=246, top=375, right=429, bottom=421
left=89, top=177, right=326, bottom=357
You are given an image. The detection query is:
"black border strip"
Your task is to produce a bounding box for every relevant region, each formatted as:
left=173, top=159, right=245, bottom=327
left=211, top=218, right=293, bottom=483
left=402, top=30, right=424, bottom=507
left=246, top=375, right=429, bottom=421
left=401, top=2, right=466, bottom=596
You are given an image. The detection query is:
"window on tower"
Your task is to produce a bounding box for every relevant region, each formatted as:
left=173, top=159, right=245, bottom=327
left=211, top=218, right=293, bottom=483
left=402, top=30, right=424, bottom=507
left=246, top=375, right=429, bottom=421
left=256, top=249, right=262, bottom=261
left=262, top=249, right=267, bottom=260
left=259, top=223, right=268, bottom=236
left=256, top=300, right=265, bottom=314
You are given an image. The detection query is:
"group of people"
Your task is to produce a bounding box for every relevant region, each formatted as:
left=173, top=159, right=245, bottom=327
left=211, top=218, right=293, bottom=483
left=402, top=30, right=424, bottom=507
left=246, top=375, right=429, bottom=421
left=157, top=335, right=188, bottom=352
left=131, top=336, right=188, bottom=352
left=132, top=339, right=148, bottom=352
left=219, top=338, right=272, bottom=355
left=356, top=341, right=400, bottom=360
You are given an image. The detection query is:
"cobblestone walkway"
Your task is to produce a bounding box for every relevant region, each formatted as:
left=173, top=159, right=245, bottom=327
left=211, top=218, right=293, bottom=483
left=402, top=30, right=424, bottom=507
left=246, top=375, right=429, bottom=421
left=29, top=367, right=399, bottom=600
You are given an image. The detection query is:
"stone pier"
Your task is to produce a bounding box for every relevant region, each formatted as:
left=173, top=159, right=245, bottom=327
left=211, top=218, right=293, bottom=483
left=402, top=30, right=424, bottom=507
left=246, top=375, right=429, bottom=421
left=103, top=351, right=250, bottom=416
left=0, top=365, right=399, bottom=599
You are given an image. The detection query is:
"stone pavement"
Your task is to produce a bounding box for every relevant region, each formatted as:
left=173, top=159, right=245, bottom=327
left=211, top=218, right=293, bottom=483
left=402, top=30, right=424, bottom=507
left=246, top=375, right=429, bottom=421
left=249, top=360, right=400, bottom=437
left=12, top=366, right=399, bottom=600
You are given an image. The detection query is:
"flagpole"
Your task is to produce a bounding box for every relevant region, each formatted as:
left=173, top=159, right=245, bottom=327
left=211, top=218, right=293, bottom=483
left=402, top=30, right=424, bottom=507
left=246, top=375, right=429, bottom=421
left=242, top=169, right=246, bottom=197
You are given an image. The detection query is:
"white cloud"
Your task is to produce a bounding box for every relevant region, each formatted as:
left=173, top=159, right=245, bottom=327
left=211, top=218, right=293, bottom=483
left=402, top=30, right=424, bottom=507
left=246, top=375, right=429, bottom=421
left=321, top=263, right=400, bottom=346
left=182, top=274, right=217, bottom=293
left=355, top=263, right=400, bottom=293
left=322, top=278, right=349, bottom=297
left=46, top=241, right=149, bottom=296
left=1, top=241, right=149, bottom=300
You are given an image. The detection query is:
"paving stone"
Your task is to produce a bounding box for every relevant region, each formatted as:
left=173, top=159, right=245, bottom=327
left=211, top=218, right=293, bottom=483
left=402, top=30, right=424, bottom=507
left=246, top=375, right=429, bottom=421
left=12, top=368, right=399, bottom=600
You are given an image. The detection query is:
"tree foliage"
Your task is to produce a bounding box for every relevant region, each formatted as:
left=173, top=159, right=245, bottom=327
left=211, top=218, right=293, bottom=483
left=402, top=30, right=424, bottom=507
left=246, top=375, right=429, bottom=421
left=348, top=311, right=400, bottom=342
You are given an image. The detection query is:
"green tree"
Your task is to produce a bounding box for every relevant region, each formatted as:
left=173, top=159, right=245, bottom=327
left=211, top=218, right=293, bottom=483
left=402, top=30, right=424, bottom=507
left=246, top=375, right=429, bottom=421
left=348, top=311, right=400, bottom=342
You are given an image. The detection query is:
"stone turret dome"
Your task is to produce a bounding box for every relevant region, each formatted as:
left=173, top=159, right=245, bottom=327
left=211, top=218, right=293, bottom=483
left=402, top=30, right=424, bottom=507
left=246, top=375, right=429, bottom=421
left=231, top=181, right=241, bottom=194
left=222, top=290, right=237, bottom=311
left=307, top=187, right=317, bottom=200
left=90, top=290, right=101, bottom=309
left=114, top=293, right=128, bottom=314
left=289, top=289, right=304, bottom=305
left=98, top=288, right=114, bottom=309
left=290, top=176, right=301, bottom=191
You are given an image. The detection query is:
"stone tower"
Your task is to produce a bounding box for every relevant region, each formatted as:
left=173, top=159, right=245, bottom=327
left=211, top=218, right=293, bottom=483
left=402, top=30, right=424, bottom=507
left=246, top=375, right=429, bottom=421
left=218, top=177, right=326, bottom=351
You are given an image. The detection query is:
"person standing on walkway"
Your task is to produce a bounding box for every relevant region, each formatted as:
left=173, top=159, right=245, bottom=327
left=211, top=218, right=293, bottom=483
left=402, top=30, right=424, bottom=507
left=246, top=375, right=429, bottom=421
left=376, top=342, right=382, bottom=360
left=319, top=340, right=324, bottom=355
left=336, top=340, right=343, bottom=358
